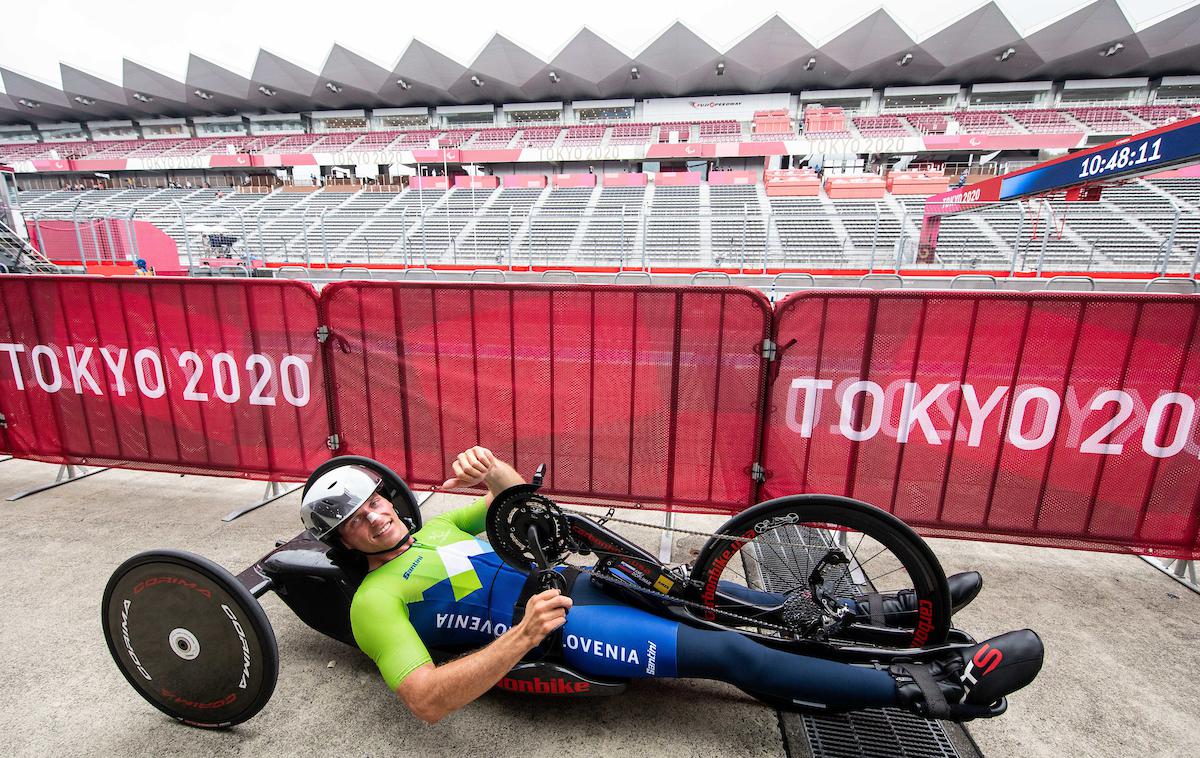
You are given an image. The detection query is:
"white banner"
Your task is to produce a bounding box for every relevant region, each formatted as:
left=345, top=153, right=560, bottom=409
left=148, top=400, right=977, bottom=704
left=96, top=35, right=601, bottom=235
left=643, top=93, right=791, bottom=121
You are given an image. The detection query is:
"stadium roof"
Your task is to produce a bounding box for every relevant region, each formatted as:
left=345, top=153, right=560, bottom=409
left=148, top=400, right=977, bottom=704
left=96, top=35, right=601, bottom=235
left=1, top=0, right=1198, bottom=125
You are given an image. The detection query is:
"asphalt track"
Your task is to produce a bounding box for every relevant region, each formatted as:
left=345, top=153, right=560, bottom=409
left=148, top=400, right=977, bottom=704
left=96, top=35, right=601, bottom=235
left=0, top=458, right=1196, bottom=757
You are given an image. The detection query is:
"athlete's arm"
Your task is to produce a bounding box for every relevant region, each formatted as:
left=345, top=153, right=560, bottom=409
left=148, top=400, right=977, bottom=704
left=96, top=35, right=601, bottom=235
left=439, top=446, right=526, bottom=534
left=394, top=588, right=572, bottom=724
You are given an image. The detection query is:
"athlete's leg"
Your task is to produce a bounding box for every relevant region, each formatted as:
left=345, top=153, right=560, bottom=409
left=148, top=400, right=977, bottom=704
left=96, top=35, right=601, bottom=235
left=563, top=577, right=898, bottom=710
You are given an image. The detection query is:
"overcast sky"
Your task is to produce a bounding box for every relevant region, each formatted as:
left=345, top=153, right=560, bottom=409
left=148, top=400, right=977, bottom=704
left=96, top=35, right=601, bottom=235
left=0, top=0, right=1193, bottom=89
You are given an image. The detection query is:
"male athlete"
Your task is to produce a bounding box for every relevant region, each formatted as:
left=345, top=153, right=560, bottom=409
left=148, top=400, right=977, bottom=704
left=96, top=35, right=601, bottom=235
left=300, top=446, right=1043, bottom=724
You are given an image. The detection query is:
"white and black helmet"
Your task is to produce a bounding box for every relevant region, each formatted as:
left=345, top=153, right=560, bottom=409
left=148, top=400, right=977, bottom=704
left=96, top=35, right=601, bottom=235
left=300, top=456, right=421, bottom=546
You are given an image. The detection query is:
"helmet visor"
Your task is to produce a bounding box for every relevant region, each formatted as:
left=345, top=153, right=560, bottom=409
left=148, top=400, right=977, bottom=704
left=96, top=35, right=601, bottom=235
left=301, top=465, right=384, bottom=541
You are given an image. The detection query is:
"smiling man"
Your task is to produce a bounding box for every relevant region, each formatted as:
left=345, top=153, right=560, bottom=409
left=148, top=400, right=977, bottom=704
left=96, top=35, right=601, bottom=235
left=299, top=446, right=1042, bottom=725
left=301, top=446, right=571, bottom=724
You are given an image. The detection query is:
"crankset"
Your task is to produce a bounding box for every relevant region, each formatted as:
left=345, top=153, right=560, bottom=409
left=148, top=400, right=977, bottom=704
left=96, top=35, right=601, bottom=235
left=485, top=465, right=573, bottom=573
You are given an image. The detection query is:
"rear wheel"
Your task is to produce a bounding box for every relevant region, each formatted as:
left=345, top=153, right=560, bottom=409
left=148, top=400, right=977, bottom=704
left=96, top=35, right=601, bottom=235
left=690, top=495, right=951, bottom=649
left=101, top=550, right=279, bottom=729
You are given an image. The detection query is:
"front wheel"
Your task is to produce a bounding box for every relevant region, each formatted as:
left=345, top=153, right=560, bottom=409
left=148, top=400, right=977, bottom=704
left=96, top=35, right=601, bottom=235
left=689, top=495, right=951, bottom=649
left=101, top=550, right=279, bottom=728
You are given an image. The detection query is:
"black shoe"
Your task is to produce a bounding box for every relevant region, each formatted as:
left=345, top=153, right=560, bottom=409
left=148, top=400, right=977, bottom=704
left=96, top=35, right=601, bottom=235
left=857, top=571, right=983, bottom=626
left=893, top=629, right=1044, bottom=721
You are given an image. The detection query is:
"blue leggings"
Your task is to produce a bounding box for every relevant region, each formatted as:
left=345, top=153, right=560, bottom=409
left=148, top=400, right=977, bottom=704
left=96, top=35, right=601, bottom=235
left=559, top=576, right=898, bottom=710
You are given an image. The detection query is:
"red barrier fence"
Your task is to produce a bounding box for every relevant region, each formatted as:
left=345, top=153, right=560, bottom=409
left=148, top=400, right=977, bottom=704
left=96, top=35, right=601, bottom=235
left=320, top=282, right=771, bottom=512
left=762, top=291, right=1200, bottom=559
left=0, top=276, right=329, bottom=480
left=2, top=277, right=1199, bottom=559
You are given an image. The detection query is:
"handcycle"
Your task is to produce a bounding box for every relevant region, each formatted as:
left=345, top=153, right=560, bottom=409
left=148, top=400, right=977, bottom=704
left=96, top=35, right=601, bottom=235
left=101, top=455, right=1008, bottom=729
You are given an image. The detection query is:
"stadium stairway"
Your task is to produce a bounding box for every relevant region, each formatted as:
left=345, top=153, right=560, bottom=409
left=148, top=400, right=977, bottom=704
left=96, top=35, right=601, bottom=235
left=0, top=220, right=59, bottom=273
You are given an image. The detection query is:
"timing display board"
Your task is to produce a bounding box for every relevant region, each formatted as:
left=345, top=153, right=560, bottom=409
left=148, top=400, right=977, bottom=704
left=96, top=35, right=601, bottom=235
left=999, top=117, right=1200, bottom=200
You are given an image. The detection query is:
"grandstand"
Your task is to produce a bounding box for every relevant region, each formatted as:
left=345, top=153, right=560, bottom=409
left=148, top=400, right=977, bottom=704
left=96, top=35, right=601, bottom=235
left=2, top=4, right=1200, bottom=276
left=18, top=171, right=1198, bottom=273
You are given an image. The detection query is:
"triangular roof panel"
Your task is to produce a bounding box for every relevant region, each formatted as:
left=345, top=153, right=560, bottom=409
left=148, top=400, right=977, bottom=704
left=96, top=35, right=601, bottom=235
left=392, top=39, right=468, bottom=92
left=1025, top=0, right=1150, bottom=80
left=724, top=16, right=826, bottom=92
left=470, top=34, right=545, bottom=91
left=122, top=59, right=188, bottom=115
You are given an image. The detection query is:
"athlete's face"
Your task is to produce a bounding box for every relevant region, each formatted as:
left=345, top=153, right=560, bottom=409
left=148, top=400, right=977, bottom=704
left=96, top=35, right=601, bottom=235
left=337, top=492, right=413, bottom=554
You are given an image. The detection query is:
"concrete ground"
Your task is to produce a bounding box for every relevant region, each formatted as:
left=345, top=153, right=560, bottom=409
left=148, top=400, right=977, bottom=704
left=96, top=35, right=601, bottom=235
left=0, top=459, right=1195, bottom=758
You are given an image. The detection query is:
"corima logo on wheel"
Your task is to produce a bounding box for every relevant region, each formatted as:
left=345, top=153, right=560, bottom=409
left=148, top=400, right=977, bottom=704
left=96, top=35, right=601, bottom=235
left=134, top=576, right=211, bottom=598
left=222, top=605, right=251, bottom=689
left=120, top=599, right=152, bottom=681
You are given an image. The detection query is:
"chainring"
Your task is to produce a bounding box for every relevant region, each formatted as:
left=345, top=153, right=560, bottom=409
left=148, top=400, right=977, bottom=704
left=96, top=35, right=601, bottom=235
left=484, top=485, right=572, bottom=573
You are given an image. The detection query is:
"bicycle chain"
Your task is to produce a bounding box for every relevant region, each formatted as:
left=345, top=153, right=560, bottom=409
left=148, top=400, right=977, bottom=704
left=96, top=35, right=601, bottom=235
left=485, top=497, right=866, bottom=634
left=557, top=504, right=838, bottom=552
left=554, top=505, right=810, bottom=634
left=572, top=561, right=796, bottom=634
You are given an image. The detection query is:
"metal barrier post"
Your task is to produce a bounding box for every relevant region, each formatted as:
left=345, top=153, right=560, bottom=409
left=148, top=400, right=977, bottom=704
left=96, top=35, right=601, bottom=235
left=222, top=481, right=303, bottom=522
left=101, top=215, right=118, bottom=263
left=422, top=207, right=430, bottom=267
left=620, top=205, right=626, bottom=269
left=640, top=210, right=648, bottom=271
left=1163, top=205, right=1180, bottom=275
left=254, top=211, right=265, bottom=265
left=87, top=212, right=104, bottom=264
left=893, top=233, right=902, bottom=274
left=236, top=208, right=247, bottom=263
left=1011, top=206, right=1024, bottom=276
left=764, top=209, right=772, bottom=272
left=506, top=207, right=513, bottom=270
left=871, top=203, right=880, bottom=262
left=320, top=209, right=329, bottom=270
left=125, top=208, right=141, bottom=265
left=6, top=463, right=110, bottom=501
left=740, top=203, right=747, bottom=274
left=301, top=210, right=311, bottom=268
left=527, top=209, right=533, bottom=268
left=1140, top=556, right=1200, bottom=595
left=32, top=211, right=46, bottom=256
left=1192, top=240, right=1200, bottom=280
left=1036, top=207, right=1050, bottom=277
left=71, top=200, right=88, bottom=273
left=400, top=207, right=409, bottom=268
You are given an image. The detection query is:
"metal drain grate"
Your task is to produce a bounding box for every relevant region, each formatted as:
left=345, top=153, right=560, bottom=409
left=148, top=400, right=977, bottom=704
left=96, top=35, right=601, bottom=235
left=799, top=707, right=960, bottom=758
left=745, top=530, right=979, bottom=758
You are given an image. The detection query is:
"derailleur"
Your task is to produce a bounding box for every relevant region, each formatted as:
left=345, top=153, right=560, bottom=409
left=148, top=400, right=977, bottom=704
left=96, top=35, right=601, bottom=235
left=783, top=548, right=855, bottom=638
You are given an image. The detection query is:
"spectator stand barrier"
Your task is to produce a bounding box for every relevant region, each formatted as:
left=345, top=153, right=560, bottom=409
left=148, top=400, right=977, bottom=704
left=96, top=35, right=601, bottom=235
left=948, top=274, right=1000, bottom=290
left=1044, top=275, right=1096, bottom=291
left=768, top=272, right=816, bottom=303
left=3, top=276, right=1200, bottom=591
left=468, top=269, right=507, bottom=283
left=760, top=290, right=1200, bottom=590
left=0, top=276, right=330, bottom=514
left=317, top=280, right=774, bottom=526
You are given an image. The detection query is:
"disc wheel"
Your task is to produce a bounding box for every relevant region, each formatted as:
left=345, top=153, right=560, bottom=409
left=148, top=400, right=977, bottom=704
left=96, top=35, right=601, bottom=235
left=101, top=550, right=279, bottom=729
left=690, top=495, right=951, bottom=649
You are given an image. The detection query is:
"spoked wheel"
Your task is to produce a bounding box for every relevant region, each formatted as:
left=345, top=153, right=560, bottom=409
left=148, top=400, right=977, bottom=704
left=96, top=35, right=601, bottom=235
left=101, top=550, right=279, bottom=729
left=690, top=495, right=952, bottom=650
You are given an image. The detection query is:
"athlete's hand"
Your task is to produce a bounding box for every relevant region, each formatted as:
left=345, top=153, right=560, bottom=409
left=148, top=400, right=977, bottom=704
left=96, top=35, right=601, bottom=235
left=441, top=446, right=496, bottom=488
left=516, top=588, right=572, bottom=646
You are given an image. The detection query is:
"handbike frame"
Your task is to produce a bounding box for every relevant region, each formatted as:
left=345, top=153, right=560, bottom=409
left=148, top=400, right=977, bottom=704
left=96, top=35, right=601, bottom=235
left=559, top=510, right=980, bottom=666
